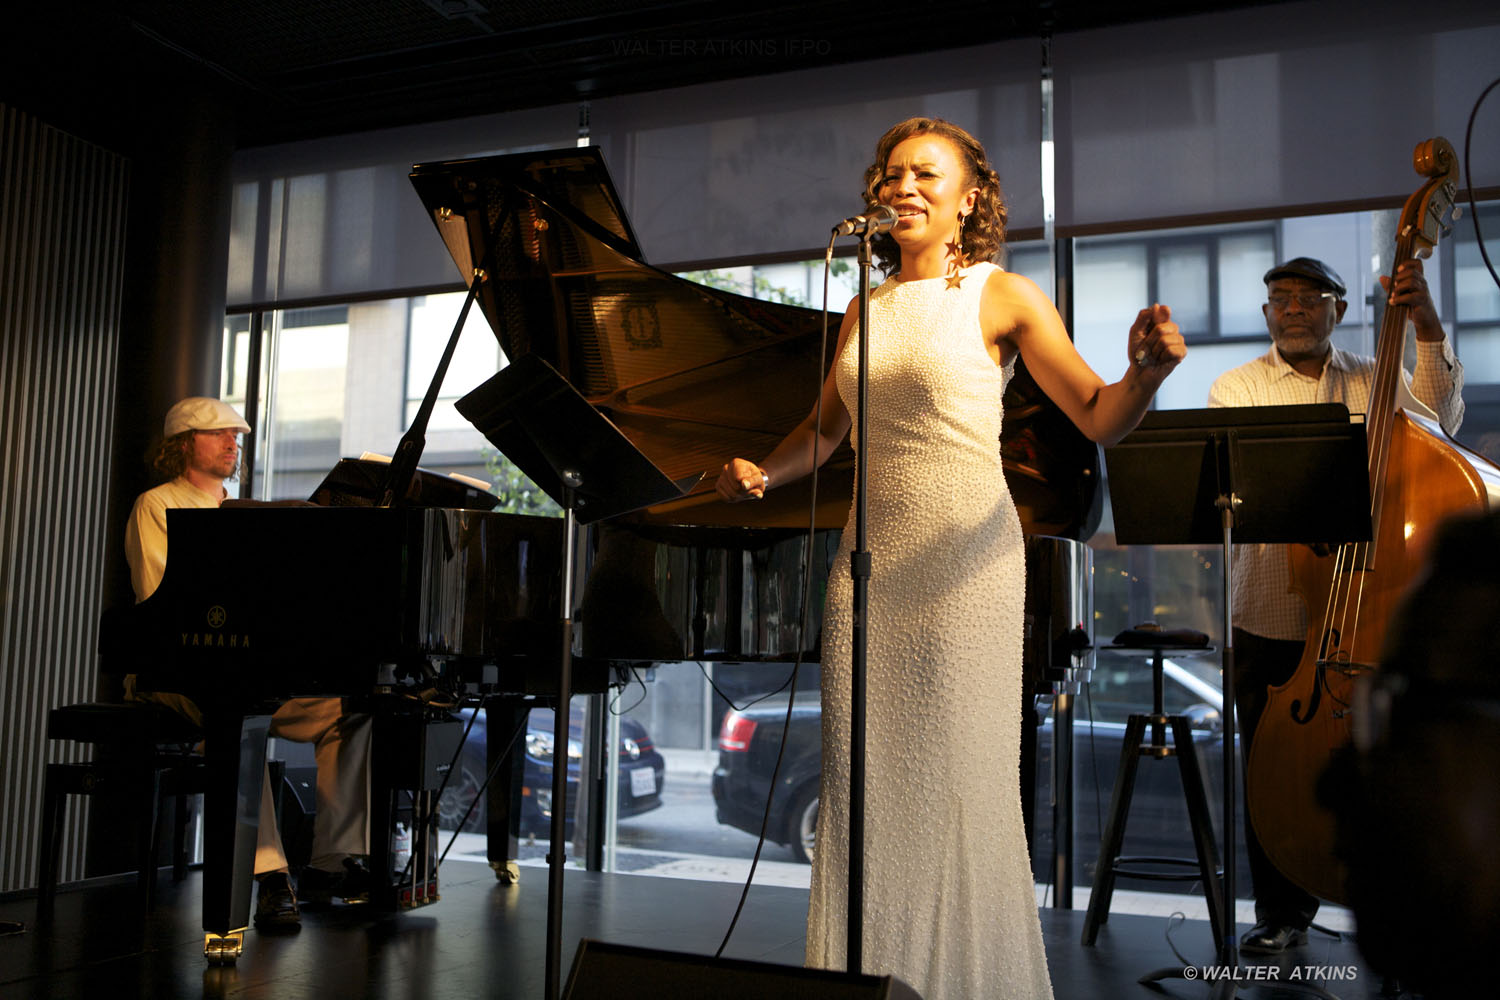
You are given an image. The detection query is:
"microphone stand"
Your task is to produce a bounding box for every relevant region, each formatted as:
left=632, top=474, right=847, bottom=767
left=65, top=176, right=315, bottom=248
left=846, top=229, right=874, bottom=973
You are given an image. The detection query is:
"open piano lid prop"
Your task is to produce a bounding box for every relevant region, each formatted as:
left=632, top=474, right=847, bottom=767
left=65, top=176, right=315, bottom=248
left=409, top=146, right=1099, bottom=539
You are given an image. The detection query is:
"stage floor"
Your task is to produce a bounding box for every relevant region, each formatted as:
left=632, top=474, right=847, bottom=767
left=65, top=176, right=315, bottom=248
left=1, top=860, right=1396, bottom=999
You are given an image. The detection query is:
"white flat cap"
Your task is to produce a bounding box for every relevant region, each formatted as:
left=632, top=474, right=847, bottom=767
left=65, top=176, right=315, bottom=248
left=163, top=396, right=251, bottom=437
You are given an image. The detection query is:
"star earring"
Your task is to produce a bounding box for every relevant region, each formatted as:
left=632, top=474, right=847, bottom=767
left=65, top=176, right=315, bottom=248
left=945, top=213, right=968, bottom=289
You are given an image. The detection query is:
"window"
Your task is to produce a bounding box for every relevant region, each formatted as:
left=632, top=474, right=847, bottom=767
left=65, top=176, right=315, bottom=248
left=223, top=291, right=526, bottom=503
left=402, top=293, right=508, bottom=432
left=1072, top=226, right=1278, bottom=412
left=1446, top=203, right=1500, bottom=462
left=676, top=257, right=861, bottom=310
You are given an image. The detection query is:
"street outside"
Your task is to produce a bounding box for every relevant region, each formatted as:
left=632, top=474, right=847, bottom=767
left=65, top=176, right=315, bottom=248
left=430, top=746, right=1356, bottom=933
left=440, top=748, right=814, bottom=888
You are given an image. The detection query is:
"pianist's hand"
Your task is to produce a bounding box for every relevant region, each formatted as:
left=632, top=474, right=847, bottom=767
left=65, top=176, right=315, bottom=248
left=716, top=458, right=767, bottom=502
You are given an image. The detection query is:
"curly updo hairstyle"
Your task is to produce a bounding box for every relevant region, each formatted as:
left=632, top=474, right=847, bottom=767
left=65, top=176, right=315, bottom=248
left=860, top=117, right=1008, bottom=276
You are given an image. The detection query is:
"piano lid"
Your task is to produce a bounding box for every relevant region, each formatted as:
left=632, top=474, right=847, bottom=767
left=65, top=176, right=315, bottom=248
left=409, top=146, right=847, bottom=528
left=409, top=146, right=1097, bottom=540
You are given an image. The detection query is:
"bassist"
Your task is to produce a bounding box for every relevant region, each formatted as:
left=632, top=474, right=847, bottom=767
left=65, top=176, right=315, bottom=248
left=1205, top=255, right=1463, bottom=953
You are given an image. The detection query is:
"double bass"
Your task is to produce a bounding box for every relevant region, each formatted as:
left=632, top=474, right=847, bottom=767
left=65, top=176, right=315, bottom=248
left=1246, top=137, right=1500, bottom=904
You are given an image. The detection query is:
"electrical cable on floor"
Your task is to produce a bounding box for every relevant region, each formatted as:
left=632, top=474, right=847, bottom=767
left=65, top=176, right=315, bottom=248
left=1159, top=911, right=1200, bottom=969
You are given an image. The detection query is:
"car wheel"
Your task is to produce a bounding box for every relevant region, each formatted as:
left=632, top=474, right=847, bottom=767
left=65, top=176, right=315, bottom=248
left=438, top=759, right=485, bottom=833
left=786, top=784, right=818, bottom=865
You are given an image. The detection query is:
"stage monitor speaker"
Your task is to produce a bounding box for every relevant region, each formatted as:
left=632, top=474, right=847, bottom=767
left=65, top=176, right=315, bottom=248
left=564, top=939, right=923, bottom=999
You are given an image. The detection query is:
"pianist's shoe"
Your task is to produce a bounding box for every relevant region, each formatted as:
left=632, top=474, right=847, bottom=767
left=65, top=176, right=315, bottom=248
left=253, top=872, right=301, bottom=930
left=299, top=857, right=374, bottom=906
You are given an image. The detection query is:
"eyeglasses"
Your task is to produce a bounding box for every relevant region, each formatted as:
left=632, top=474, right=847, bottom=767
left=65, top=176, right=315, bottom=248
left=1267, top=291, right=1337, bottom=310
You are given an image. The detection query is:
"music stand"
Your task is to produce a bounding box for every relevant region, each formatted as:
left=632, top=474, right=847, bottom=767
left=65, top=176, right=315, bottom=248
left=1104, top=404, right=1370, bottom=999
left=457, top=353, right=702, bottom=1000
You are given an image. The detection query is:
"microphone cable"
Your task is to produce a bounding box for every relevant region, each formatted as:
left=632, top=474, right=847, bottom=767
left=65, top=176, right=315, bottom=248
left=1463, top=74, right=1500, bottom=293
left=716, top=234, right=841, bottom=957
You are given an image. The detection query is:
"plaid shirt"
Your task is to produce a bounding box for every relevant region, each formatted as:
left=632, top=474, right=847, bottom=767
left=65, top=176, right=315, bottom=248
left=1206, top=339, right=1464, bottom=640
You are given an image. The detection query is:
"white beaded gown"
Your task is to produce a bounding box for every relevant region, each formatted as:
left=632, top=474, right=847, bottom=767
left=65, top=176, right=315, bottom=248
left=805, top=261, right=1054, bottom=1000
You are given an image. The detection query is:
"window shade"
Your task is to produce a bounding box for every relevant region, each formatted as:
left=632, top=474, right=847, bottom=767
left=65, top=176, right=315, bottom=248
left=589, top=38, right=1044, bottom=266
left=1053, top=0, right=1500, bottom=234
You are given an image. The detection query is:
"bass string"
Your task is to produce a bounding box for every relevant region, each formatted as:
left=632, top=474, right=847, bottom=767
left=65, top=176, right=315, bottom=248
left=1322, top=540, right=1362, bottom=664
left=1365, top=226, right=1421, bottom=507
left=1326, top=229, right=1418, bottom=675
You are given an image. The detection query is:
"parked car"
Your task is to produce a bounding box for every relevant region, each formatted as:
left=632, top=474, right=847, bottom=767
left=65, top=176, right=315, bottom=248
left=711, top=689, right=823, bottom=862
left=711, top=658, right=1253, bottom=895
left=437, top=705, right=665, bottom=836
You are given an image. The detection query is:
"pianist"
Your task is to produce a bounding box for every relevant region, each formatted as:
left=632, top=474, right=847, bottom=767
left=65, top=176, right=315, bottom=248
left=123, top=396, right=374, bottom=929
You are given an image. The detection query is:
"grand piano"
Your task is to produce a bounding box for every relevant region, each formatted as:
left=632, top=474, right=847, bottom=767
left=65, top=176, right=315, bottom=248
left=404, top=144, right=1098, bottom=663
left=111, top=144, right=1100, bottom=963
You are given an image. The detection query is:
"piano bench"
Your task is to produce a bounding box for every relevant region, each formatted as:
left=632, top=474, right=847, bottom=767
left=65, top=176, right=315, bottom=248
left=36, top=702, right=207, bottom=923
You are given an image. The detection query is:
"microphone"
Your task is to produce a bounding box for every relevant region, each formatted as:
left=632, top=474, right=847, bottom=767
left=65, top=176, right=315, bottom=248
left=832, top=204, right=899, bottom=237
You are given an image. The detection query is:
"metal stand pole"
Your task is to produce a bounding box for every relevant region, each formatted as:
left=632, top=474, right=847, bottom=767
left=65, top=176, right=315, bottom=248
left=544, top=480, right=580, bottom=1000
left=1212, top=493, right=1242, bottom=998
left=1199, top=494, right=1336, bottom=998
left=846, top=234, right=875, bottom=973
left=1051, top=690, right=1075, bottom=908
left=1137, top=492, right=1337, bottom=998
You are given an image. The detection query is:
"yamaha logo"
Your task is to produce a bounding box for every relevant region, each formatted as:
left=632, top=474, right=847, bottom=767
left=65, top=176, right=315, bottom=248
left=180, top=603, right=250, bottom=650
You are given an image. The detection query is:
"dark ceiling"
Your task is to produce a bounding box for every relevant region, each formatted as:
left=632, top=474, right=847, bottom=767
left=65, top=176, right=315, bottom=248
left=6, top=0, right=1273, bottom=149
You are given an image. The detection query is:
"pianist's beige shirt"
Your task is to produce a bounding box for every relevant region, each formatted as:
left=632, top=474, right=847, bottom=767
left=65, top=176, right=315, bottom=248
left=124, top=475, right=226, bottom=602
left=122, top=476, right=226, bottom=716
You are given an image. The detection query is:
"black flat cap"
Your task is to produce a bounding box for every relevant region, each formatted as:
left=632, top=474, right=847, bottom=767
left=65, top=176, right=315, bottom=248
left=1263, top=257, right=1346, bottom=297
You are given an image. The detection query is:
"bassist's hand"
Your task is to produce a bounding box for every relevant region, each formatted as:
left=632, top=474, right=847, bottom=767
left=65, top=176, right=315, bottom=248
left=1381, top=259, right=1444, bottom=342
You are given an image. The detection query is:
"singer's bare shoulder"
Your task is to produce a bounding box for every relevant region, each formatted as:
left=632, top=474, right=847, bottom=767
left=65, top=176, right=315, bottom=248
left=982, top=269, right=1059, bottom=335
left=984, top=267, right=1049, bottom=305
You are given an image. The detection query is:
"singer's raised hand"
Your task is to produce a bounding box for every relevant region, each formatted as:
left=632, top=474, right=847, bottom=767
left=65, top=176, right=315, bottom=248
left=1127, top=303, right=1185, bottom=377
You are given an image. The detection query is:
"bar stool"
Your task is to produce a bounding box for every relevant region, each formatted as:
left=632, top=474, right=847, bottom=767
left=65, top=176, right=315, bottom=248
left=1081, top=642, right=1226, bottom=946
